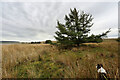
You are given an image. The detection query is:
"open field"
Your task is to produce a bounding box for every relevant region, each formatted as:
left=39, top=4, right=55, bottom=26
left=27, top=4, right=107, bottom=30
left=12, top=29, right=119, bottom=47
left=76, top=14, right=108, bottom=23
left=1, top=39, right=119, bottom=78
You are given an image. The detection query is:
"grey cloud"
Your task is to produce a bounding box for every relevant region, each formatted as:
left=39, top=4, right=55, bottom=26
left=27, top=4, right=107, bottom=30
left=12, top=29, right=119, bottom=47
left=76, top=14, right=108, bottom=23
left=1, top=2, right=118, bottom=41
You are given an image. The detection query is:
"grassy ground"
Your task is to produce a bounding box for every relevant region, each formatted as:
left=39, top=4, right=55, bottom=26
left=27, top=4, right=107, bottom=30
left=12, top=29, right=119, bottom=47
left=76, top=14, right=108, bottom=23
left=2, top=39, right=119, bottom=78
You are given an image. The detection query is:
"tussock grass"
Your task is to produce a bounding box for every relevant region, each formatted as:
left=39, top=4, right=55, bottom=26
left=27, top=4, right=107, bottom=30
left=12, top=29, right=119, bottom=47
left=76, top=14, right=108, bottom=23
left=2, top=40, right=119, bottom=78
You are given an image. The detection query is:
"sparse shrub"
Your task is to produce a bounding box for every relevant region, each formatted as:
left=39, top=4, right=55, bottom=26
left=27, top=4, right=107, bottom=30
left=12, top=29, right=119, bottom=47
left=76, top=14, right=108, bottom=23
left=45, top=40, right=52, bottom=44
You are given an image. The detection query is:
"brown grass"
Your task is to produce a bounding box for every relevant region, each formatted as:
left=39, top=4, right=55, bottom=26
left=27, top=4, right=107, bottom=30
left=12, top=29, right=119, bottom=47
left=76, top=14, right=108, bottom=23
left=2, top=44, right=58, bottom=78
left=1, top=40, right=119, bottom=78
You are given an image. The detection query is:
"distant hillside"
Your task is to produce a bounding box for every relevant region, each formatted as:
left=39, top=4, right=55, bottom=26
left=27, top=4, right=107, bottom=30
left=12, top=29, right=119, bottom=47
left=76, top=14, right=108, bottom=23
left=0, top=41, right=20, bottom=43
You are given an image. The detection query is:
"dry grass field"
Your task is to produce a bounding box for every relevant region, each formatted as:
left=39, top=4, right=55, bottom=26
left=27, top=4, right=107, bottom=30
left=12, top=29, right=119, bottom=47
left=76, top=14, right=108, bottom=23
left=1, top=39, right=119, bottom=78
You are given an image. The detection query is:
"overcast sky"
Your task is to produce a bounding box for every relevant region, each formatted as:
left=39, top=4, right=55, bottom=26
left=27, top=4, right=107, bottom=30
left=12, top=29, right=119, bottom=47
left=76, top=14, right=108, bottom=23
left=0, top=0, right=119, bottom=42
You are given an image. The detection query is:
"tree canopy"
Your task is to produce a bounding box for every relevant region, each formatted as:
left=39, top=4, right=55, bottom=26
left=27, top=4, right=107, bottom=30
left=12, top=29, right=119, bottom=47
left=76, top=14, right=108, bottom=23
left=54, top=8, right=110, bottom=46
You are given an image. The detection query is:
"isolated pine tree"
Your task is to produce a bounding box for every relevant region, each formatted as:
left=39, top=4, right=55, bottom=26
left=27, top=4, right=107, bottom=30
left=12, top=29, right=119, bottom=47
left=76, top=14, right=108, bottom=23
left=54, top=8, right=110, bottom=46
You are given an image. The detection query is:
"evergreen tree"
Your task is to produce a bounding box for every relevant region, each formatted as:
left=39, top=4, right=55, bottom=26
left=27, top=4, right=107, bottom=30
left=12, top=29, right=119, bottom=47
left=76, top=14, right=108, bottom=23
left=54, top=8, right=110, bottom=46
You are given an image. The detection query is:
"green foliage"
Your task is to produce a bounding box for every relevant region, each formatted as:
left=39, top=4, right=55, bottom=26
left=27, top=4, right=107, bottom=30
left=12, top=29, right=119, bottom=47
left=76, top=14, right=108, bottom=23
left=87, top=34, right=103, bottom=43
left=14, top=60, right=65, bottom=78
left=51, top=42, right=58, bottom=45
left=45, top=40, right=52, bottom=44
left=54, top=8, right=110, bottom=46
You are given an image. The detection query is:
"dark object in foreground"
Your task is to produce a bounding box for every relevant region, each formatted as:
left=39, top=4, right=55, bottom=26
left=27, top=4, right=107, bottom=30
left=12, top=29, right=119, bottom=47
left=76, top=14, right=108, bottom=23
left=96, top=64, right=109, bottom=80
